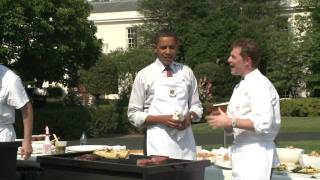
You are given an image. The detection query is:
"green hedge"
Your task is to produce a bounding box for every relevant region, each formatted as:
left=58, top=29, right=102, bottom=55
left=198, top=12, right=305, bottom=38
left=14, top=104, right=140, bottom=140
left=280, top=98, right=320, bottom=117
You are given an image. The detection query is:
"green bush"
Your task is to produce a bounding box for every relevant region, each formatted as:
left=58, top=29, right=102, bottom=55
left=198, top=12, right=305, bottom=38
left=14, top=103, right=139, bottom=140
left=193, top=62, right=237, bottom=102
left=280, top=98, right=320, bottom=117
left=47, top=87, right=64, bottom=98
left=14, top=105, right=91, bottom=140
left=80, top=54, right=119, bottom=98
left=86, top=105, right=119, bottom=137
left=115, top=106, right=142, bottom=134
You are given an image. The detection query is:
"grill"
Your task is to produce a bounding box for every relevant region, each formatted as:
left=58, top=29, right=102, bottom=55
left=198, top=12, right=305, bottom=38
left=37, top=152, right=210, bottom=180
left=0, top=141, right=21, bottom=180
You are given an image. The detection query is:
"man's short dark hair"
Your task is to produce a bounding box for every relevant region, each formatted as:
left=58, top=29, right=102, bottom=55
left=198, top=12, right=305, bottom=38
left=153, top=29, right=178, bottom=45
left=232, top=38, right=260, bottom=68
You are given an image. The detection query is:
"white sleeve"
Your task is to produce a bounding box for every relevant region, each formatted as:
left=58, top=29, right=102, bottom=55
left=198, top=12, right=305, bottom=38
left=7, top=76, right=29, bottom=109
left=127, top=73, right=148, bottom=128
left=188, top=70, right=203, bottom=122
left=249, top=84, right=276, bottom=134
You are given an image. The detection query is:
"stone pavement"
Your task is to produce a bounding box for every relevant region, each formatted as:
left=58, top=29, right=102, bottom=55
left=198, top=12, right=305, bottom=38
left=69, top=132, right=320, bottom=149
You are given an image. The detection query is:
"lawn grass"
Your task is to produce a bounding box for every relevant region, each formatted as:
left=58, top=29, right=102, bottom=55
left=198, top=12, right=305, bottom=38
left=192, top=116, right=320, bottom=134
left=201, top=140, right=320, bottom=154
left=193, top=116, right=320, bottom=152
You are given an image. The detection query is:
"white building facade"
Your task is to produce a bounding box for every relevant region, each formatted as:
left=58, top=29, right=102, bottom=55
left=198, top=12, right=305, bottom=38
left=89, top=0, right=143, bottom=53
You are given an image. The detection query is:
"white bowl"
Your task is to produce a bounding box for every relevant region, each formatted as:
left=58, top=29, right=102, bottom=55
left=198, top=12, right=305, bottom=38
left=299, top=154, right=320, bottom=168
left=276, top=148, right=304, bottom=165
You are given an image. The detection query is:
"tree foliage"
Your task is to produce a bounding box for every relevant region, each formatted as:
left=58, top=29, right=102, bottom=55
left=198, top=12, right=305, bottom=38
left=298, top=0, right=320, bottom=97
left=107, top=48, right=154, bottom=105
left=137, top=0, right=300, bottom=98
left=0, top=0, right=102, bottom=86
left=80, top=54, right=118, bottom=99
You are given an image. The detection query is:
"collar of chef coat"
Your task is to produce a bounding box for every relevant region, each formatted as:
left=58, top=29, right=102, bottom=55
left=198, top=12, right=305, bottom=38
left=242, top=68, right=260, bottom=81
left=155, top=58, right=178, bottom=75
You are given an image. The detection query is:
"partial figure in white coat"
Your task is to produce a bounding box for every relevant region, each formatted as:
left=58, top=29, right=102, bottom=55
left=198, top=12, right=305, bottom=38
left=206, top=38, right=281, bottom=180
left=0, top=65, right=33, bottom=160
left=128, top=29, right=203, bottom=160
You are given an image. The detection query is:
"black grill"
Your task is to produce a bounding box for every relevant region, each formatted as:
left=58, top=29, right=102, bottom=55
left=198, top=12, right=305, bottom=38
left=37, top=152, right=210, bottom=180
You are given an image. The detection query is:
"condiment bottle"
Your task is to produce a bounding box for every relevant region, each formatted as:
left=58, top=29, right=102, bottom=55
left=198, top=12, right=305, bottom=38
left=43, top=126, right=52, bottom=154
left=80, top=132, right=87, bottom=145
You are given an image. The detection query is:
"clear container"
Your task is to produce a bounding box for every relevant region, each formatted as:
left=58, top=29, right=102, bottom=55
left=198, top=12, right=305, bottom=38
left=80, top=132, right=87, bottom=145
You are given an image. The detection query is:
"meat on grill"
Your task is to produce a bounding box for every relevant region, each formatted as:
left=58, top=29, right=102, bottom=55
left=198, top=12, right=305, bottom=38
left=74, top=154, right=102, bottom=161
left=137, top=156, right=169, bottom=166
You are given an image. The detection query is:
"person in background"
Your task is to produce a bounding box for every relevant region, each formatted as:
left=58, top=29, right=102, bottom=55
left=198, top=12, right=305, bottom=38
left=0, top=64, right=33, bottom=160
left=127, top=29, right=203, bottom=160
left=206, top=38, right=281, bottom=180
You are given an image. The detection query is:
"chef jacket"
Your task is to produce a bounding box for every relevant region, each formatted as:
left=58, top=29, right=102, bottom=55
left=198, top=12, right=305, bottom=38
left=227, top=69, right=281, bottom=180
left=0, top=65, right=30, bottom=141
left=128, top=58, right=203, bottom=160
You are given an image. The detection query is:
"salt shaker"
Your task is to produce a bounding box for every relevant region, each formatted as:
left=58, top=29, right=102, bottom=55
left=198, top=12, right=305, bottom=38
left=80, top=132, right=87, bottom=145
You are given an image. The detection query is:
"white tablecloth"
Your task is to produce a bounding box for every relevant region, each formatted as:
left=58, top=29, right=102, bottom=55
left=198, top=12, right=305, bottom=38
left=205, top=166, right=319, bottom=180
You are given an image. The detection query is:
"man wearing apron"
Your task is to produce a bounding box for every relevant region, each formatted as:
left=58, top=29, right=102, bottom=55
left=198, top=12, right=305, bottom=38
left=206, top=38, right=281, bottom=180
left=0, top=65, right=33, bottom=159
left=128, top=29, right=203, bottom=160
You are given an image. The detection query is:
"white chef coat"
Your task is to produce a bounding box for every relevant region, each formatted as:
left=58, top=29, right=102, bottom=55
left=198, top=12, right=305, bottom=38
left=227, top=69, right=281, bottom=180
left=128, top=59, right=203, bottom=160
left=0, top=65, right=30, bottom=141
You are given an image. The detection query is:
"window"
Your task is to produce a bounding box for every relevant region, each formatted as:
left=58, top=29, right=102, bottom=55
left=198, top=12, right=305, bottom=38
left=127, top=27, right=137, bottom=48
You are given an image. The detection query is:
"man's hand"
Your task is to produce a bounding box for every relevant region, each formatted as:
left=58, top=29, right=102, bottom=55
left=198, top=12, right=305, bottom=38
left=205, top=108, right=231, bottom=129
left=157, top=115, right=182, bottom=129
left=21, top=139, right=32, bottom=160
left=178, top=113, right=193, bottom=130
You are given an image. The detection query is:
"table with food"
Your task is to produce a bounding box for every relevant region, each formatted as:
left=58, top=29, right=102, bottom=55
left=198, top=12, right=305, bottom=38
left=198, top=146, right=320, bottom=180
left=14, top=132, right=320, bottom=180
left=16, top=137, right=210, bottom=180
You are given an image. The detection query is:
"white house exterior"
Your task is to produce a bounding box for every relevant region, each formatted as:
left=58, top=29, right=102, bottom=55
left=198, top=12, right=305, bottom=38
left=88, top=0, right=143, bottom=53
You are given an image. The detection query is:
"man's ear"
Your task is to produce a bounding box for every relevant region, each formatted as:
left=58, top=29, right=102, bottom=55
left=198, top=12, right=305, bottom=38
left=245, top=56, right=253, bottom=67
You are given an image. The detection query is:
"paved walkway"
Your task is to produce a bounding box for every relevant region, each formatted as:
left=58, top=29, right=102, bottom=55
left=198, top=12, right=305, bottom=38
left=69, top=132, right=320, bottom=149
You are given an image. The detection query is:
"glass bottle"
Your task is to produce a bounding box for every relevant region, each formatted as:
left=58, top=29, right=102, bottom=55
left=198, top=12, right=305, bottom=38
left=80, top=132, right=87, bottom=145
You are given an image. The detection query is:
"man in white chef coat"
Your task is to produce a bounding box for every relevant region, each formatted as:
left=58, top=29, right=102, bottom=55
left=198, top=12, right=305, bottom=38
left=206, top=38, right=281, bottom=180
left=128, top=29, right=203, bottom=160
left=0, top=64, right=33, bottom=159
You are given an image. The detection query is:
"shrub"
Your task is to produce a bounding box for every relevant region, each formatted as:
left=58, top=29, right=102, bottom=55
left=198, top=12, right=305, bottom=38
left=86, top=105, right=119, bottom=137
left=14, top=105, right=90, bottom=140
left=80, top=54, right=119, bottom=99
left=47, top=87, right=64, bottom=98
left=193, top=62, right=237, bottom=102
left=280, top=98, right=320, bottom=117
left=63, top=91, right=82, bottom=106
left=14, top=103, right=139, bottom=140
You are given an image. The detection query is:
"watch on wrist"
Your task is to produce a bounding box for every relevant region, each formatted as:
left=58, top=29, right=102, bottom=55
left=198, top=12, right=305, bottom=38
left=231, top=118, right=237, bottom=128
left=190, top=113, right=196, bottom=121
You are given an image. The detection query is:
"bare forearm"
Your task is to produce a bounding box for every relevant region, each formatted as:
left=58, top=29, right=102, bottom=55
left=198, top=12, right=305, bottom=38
left=21, top=102, right=33, bottom=142
left=145, top=115, right=168, bottom=125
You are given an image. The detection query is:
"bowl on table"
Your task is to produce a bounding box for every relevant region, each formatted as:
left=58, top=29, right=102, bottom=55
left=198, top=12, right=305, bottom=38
left=299, top=151, right=320, bottom=168
left=277, top=147, right=304, bottom=166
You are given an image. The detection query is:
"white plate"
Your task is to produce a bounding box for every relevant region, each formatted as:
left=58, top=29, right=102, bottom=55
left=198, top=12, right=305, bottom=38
left=66, top=145, right=126, bottom=152
left=215, top=160, right=232, bottom=169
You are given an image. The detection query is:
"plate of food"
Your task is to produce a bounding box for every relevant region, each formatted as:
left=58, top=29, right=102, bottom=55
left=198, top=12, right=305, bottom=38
left=291, top=165, right=320, bottom=175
